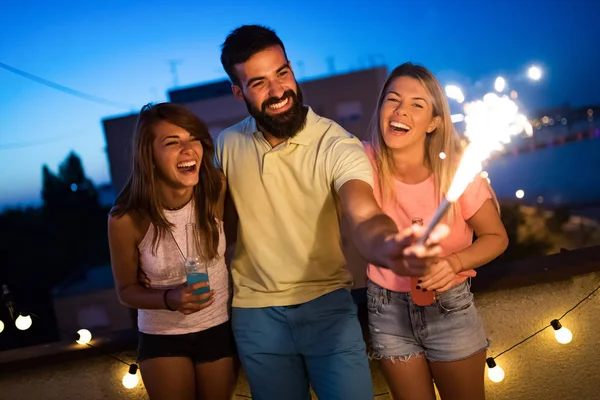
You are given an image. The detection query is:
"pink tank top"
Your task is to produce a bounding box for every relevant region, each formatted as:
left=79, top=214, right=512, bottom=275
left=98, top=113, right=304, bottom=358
left=137, top=201, right=231, bottom=334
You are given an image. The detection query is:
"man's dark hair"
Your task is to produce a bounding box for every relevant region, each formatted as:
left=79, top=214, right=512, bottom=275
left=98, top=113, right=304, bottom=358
left=220, top=25, right=287, bottom=86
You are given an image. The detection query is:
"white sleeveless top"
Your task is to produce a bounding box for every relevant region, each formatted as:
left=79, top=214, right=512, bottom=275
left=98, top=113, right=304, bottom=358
left=137, top=201, right=231, bottom=335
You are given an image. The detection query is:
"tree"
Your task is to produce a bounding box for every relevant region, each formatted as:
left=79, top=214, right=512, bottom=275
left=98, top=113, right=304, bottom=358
left=42, top=152, right=98, bottom=213
left=0, top=152, right=112, bottom=350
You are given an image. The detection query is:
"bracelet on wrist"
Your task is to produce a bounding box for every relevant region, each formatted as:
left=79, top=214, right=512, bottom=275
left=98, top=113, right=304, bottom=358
left=164, top=289, right=176, bottom=311
left=451, top=253, right=464, bottom=273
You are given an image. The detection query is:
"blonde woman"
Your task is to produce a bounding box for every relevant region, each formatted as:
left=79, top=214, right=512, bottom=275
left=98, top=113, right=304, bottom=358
left=364, top=63, right=508, bottom=400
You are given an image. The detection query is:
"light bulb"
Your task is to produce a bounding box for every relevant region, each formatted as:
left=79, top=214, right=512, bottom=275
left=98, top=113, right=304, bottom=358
left=439, top=152, right=447, bottom=159
left=551, top=319, right=572, bottom=344
left=494, top=77, right=506, bottom=92
left=0, top=319, right=4, bottom=333
left=15, top=314, right=32, bottom=331
left=122, top=364, right=139, bottom=389
left=486, top=357, right=505, bottom=383
left=515, top=189, right=525, bottom=199
left=76, top=329, right=92, bottom=345
left=527, top=65, right=542, bottom=81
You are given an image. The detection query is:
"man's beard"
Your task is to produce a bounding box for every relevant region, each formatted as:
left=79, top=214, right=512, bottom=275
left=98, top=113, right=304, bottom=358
left=244, top=86, right=308, bottom=139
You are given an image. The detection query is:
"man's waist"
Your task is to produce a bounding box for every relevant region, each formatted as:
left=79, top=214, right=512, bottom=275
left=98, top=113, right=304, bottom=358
left=231, top=281, right=351, bottom=308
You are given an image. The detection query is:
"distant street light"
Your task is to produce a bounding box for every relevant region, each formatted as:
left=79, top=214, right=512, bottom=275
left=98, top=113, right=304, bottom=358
left=528, top=65, right=542, bottom=81
left=494, top=76, right=506, bottom=92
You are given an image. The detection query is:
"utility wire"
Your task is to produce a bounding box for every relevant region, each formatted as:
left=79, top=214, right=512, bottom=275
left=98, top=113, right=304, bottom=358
left=0, top=61, right=135, bottom=110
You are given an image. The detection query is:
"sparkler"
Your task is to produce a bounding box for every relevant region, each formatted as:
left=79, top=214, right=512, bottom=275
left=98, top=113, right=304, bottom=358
left=416, top=83, right=534, bottom=245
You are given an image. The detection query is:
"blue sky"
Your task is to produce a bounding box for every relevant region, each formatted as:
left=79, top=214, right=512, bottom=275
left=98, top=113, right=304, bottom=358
left=1, top=0, right=599, bottom=208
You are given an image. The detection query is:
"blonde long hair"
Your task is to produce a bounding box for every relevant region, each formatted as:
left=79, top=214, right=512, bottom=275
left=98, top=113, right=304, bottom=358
left=369, top=63, right=484, bottom=223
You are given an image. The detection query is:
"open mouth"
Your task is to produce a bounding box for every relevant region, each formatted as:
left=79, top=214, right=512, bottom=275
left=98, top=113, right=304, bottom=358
left=390, top=121, right=411, bottom=134
left=267, top=97, right=290, bottom=112
left=177, top=160, right=197, bottom=174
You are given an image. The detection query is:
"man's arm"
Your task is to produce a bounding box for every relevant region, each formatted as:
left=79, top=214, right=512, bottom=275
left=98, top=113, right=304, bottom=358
left=337, top=180, right=447, bottom=276
left=337, top=180, right=398, bottom=267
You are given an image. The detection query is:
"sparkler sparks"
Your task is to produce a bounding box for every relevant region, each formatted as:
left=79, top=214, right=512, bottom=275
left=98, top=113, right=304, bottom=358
left=416, top=75, right=535, bottom=245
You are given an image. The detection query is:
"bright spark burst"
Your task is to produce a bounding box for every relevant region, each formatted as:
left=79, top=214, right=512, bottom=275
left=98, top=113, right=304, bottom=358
left=417, top=75, right=536, bottom=245
left=446, top=88, right=533, bottom=201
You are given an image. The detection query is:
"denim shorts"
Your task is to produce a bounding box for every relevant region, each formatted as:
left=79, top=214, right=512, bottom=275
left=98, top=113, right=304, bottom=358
left=367, top=279, right=489, bottom=362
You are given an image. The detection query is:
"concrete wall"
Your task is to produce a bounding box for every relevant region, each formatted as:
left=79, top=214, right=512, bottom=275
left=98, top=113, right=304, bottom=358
left=102, top=113, right=138, bottom=194
left=2, top=272, right=598, bottom=399
left=53, top=288, right=135, bottom=341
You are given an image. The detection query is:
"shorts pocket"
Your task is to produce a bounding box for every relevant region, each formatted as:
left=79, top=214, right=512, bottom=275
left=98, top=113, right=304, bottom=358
left=366, top=291, right=383, bottom=314
left=437, top=281, right=474, bottom=315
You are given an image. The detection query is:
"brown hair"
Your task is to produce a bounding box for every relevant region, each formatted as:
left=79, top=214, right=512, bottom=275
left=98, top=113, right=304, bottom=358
left=111, top=103, right=222, bottom=260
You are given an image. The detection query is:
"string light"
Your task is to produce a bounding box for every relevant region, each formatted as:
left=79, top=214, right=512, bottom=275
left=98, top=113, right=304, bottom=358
left=122, top=364, right=140, bottom=389
left=485, top=281, right=600, bottom=383
left=3, top=267, right=599, bottom=395
left=486, top=357, right=505, bottom=383
left=76, top=329, right=92, bottom=345
left=15, top=314, right=32, bottom=330
left=551, top=319, right=572, bottom=344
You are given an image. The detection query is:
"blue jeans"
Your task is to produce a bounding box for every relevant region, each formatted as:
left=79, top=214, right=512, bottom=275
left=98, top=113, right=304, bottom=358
left=367, top=279, right=489, bottom=362
left=232, top=288, right=374, bottom=400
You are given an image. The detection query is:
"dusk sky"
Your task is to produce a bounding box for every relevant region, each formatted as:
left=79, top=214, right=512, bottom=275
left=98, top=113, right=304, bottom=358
left=1, top=0, right=599, bottom=208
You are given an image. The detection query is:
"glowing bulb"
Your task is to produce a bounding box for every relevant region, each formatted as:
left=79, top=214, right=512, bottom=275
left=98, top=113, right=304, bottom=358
left=15, top=314, right=32, bottom=331
left=445, top=85, right=465, bottom=104
left=122, top=365, right=139, bottom=389
left=515, top=189, right=525, bottom=199
left=494, top=77, right=506, bottom=92
left=76, top=329, right=92, bottom=345
left=528, top=65, right=542, bottom=81
left=480, top=171, right=489, bottom=179
left=551, top=319, right=572, bottom=344
left=439, top=152, right=447, bottom=159
left=486, top=358, right=505, bottom=383
left=0, top=319, right=4, bottom=333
